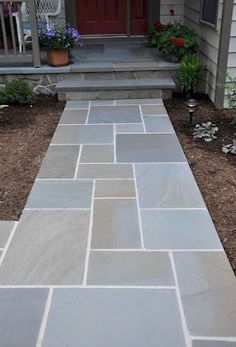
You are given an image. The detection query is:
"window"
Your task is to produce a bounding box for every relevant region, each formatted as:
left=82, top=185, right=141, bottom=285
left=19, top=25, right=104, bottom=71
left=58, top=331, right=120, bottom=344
left=200, top=0, right=219, bottom=27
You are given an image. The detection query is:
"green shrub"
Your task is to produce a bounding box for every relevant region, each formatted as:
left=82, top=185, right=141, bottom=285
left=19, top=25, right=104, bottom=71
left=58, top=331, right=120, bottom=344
left=0, top=79, right=35, bottom=105
left=148, top=22, right=198, bottom=60
left=178, top=54, right=204, bottom=93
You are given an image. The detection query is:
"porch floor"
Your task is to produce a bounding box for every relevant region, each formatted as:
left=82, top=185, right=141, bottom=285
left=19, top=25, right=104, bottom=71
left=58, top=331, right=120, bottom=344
left=0, top=39, right=179, bottom=73
left=0, top=99, right=235, bottom=347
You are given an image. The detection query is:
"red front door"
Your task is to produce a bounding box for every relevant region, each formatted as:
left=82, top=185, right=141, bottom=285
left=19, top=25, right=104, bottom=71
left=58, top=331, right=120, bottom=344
left=77, top=0, right=127, bottom=35
left=131, top=0, right=148, bottom=35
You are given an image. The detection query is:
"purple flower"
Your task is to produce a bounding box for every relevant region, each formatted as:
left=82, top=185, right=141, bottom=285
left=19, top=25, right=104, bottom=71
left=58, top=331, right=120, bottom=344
left=46, top=28, right=56, bottom=39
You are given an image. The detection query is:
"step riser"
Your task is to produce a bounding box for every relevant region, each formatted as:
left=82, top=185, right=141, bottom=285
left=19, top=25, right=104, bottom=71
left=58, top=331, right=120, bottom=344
left=58, top=89, right=172, bottom=101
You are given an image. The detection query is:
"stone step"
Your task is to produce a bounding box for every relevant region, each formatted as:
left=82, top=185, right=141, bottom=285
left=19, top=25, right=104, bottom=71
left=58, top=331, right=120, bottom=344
left=56, top=78, right=176, bottom=101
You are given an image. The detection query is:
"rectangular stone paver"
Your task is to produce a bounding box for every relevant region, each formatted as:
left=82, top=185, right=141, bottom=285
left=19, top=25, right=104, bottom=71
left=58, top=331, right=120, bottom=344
left=87, top=251, right=174, bottom=285
left=0, top=288, right=48, bottom=347
left=26, top=180, right=93, bottom=209
left=88, top=106, right=141, bottom=124
left=135, top=163, right=205, bottom=208
left=52, top=125, right=113, bottom=144
left=37, top=145, right=80, bottom=179
left=174, top=251, right=236, bottom=337
left=80, top=145, right=114, bottom=163
left=59, top=109, right=87, bottom=124
left=116, top=123, right=144, bottom=133
left=65, top=100, right=89, bottom=109
left=144, top=116, right=175, bottom=133
left=95, top=179, right=135, bottom=198
left=0, top=210, right=90, bottom=285
left=141, top=210, right=222, bottom=249
left=91, top=199, right=141, bottom=249
left=0, top=221, right=14, bottom=248
left=116, top=134, right=186, bottom=163
left=116, top=98, right=163, bottom=105
left=43, top=289, right=185, bottom=347
left=77, top=164, right=133, bottom=179
left=141, top=104, right=167, bottom=116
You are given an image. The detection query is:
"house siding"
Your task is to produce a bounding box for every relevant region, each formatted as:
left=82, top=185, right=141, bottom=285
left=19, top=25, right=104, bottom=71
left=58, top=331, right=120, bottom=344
left=160, top=0, right=184, bottom=23
left=183, top=0, right=223, bottom=103
left=226, top=1, right=236, bottom=107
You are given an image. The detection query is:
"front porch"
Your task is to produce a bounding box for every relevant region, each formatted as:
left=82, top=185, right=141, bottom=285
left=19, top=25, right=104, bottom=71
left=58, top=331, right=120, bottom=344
left=0, top=38, right=179, bottom=97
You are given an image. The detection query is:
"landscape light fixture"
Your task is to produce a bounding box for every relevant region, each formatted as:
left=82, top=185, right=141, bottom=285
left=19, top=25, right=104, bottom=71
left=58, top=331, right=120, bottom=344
left=185, top=98, right=199, bottom=124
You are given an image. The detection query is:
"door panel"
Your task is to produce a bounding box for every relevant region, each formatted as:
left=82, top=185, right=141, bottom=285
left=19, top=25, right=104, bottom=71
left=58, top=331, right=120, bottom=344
left=77, top=0, right=127, bottom=35
left=131, top=0, right=148, bottom=35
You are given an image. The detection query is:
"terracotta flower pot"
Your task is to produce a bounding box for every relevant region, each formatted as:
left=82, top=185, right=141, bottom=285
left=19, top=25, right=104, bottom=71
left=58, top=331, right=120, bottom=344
left=47, top=49, right=69, bottom=67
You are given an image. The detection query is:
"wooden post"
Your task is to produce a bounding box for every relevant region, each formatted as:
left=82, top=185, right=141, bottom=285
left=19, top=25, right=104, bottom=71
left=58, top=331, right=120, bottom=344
left=28, top=0, right=41, bottom=67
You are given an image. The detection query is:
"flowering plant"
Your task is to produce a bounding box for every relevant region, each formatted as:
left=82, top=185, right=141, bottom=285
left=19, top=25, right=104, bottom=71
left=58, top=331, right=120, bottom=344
left=148, top=16, right=197, bottom=60
left=39, top=26, right=80, bottom=50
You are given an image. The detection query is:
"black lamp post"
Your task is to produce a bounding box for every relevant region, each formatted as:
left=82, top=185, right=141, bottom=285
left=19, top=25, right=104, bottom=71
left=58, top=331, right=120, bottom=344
left=185, top=99, right=199, bottom=125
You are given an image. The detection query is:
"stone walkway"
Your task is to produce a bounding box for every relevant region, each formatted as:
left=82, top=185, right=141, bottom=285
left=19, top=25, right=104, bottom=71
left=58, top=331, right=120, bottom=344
left=0, top=99, right=236, bottom=347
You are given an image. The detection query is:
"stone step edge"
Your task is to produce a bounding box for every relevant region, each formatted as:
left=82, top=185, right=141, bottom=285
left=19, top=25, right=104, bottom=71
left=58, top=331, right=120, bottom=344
left=56, top=78, right=176, bottom=92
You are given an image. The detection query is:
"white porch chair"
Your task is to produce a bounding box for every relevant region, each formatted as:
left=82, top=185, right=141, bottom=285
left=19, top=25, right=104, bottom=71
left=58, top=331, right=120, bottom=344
left=13, top=0, right=61, bottom=53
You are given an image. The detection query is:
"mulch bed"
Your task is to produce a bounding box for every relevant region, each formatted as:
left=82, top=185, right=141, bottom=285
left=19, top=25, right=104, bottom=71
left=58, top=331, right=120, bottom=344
left=0, top=96, right=64, bottom=221
left=165, top=94, right=236, bottom=273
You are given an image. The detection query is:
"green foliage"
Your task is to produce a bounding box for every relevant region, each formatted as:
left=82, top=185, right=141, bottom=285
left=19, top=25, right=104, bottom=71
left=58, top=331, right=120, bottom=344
left=148, top=22, right=198, bottom=60
left=0, top=79, right=35, bottom=105
left=221, top=73, right=236, bottom=109
left=178, top=54, right=205, bottom=92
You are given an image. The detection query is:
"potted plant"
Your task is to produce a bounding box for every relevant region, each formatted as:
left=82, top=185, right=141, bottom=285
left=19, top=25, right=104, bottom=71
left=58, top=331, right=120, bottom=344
left=179, top=54, right=205, bottom=98
left=39, top=26, right=80, bottom=67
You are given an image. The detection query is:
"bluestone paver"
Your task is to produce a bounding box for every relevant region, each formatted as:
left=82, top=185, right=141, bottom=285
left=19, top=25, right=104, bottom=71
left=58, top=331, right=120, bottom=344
left=26, top=180, right=93, bottom=208
left=95, top=179, right=135, bottom=198
left=135, top=163, right=205, bottom=208
left=77, top=163, right=133, bottom=179
left=0, top=210, right=90, bottom=285
left=116, top=134, right=186, bottom=163
left=174, top=251, right=236, bottom=337
left=87, top=251, right=174, bottom=285
left=43, top=289, right=185, bottom=347
left=0, top=288, right=48, bottom=347
left=88, top=105, right=141, bottom=124
left=80, top=145, right=114, bottom=163
left=91, top=199, right=141, bottom=249
left=192, top=342, right=236, bottom=347
left=0, top=221, right=14, bottom=248
left=116, top=123, right=144, bottom=133
left=141, top=210, right=222, bottom=249
left=141, top=104, right=167, bottom=115
left=144, top=116, right=175, bottom=133
left=59, top=109, right=87, bottom=124
left=52, top=124, right=113, bottom=144
left=37, top=145, right=79, bottom=178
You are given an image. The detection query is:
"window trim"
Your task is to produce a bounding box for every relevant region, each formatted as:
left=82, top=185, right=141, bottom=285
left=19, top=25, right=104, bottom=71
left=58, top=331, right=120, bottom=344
left=200, top=0, right=219, bottom=29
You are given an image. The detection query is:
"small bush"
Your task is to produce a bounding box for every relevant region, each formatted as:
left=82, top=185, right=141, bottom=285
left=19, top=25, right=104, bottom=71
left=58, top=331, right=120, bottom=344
left=179, top=54, right=204, bottom=93
left=0, top=79, right=35, bottom=105
left=221, top=73, right=236, bottom=109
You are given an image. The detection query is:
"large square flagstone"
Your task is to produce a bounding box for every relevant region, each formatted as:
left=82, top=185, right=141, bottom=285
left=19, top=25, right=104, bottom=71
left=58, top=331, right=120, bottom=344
left=141, top=210, right=222, bottom=249
left=174, top=251, right=236, bottom=337
left=26, top=180, right=93, bottom=208
left=52, top=125, right=113, bottom=144
left=0, top=210, right=90, bottom=285
left=43, top=289, right=185, bottom=347
left=135, top=163, right=205, bottom=208
left=37, top=145, right=80, bottom=178
left=91, top=199, right=141, bottom=248
left=116, top=134, right=186, bottom=163
left=0, top=288, right=48, bottom=347
left=88, top=106, right=141, bottom=124
left=144, top=116, right=175, bottom=133
left=87, top=251, right=174, bottom=285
